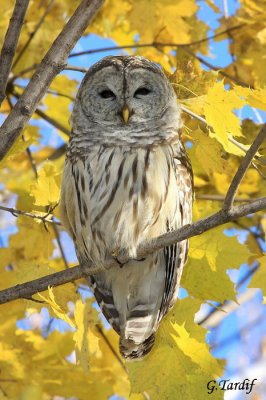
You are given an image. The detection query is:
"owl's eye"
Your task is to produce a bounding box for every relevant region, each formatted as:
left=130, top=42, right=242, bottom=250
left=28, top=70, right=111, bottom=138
left=134, top=87, right=150, bottom=97
left=99, top=90, right=115, bottom=99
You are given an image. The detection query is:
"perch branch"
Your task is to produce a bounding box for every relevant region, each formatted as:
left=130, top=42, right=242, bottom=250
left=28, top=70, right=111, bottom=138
left=0, top=197, right=265, bottom=305
left=0, top=0, right=30, bottom=106
left=0, top=0, right=104, bottom=161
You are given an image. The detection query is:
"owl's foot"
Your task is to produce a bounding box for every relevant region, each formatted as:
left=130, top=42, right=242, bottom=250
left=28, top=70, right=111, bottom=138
left=111, top=250, right=146, bottom=268
left=113, top=256, right=126, bottom=268
left=111, top=249, right=127, bottom=268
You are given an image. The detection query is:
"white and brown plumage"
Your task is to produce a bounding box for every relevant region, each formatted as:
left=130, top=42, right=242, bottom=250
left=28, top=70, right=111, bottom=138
left=60, top=56, right=193, bottom=359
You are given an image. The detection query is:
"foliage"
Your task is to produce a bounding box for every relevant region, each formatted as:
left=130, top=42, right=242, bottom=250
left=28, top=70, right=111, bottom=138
left=0, top=0, right=265, bottom=399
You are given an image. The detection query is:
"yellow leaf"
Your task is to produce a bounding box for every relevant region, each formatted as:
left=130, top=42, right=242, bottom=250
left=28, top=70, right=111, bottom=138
left=205, top=0, right=220, bottom=13
left=213, top=168, right=259, bottom=196
left=188, top=226, right=250, bottom=271
left=0, top=342, right=24, bottom=379
left=172, top=324, right=221, bottom=376
left=9, top=217, right=54, bottom=262
left=193, top=129, right=227, bottom=175
left=234, top=85, right=266, bottom=112
left=38, top=287, right=75, bottom=328
left=73, top=299, right=96, bottom=371
left=129, top=0, right=198, bottom=43
left=0, top=126, right=39, bottom=168
left=128, top=298, right=224, bottom=400
left=19, top=385, right=43, bottom=400
left=42, top=93, right=70, bottom=141
left=182, top=227, right=250, bottom=301
left=249, top=256, right=266, bottom=298
left=50, top=74, right=78, bottom=97
left=204, top=81, right=246, bottom=154
left=182, top=258, right=236, bottom=302
left=261, top=217, right=266, bottom=240
left=31, top=161, right=61, bottom=206
left=194, top=175, right=208, bottom=188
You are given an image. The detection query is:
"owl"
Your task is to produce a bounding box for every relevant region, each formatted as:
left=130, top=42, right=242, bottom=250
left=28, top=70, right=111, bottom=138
left=60, top=56, right=193, bottom=360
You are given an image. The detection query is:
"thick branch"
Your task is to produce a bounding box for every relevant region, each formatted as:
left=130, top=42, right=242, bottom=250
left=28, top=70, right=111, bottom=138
left=223, top=124, right=266, bottom=209
left=0, top=0, right=30, bottom=106
left=0, top=197, right=265, bottom=305
left=0, top=0, right=104, bottom=161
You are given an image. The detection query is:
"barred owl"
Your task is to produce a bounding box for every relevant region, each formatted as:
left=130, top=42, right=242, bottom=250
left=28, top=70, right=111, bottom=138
left=60, top=56, right=193, bottom=360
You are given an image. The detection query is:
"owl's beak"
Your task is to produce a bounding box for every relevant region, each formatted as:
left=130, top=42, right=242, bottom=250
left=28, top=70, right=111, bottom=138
left=121, top=106, right=130, bottom=124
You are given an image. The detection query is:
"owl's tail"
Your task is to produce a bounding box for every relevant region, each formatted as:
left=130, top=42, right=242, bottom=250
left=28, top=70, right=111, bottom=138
left=119, top=333, right=155, bottom=360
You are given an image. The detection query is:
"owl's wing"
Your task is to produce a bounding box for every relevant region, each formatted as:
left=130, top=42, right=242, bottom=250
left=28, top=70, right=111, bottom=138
left=159, top=145, right=193, bottom=320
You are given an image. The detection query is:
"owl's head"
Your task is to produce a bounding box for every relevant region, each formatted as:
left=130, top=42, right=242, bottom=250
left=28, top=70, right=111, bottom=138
left=72, top=56, right=181, bottom=145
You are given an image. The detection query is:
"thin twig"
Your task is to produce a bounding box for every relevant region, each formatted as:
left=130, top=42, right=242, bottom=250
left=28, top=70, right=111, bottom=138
left=48, top=144, right=67, bottom=160
left=11, top=83, right=72, bottom=136
left=197, top=289, right=259, bottom=328
left=196, top=194, right=263, bottom=203
left=52, top=220, right=69, bottom=269
left=0, top=205, right=60, bottom=225
left=0, top=197, right=265, bottom=305
left=6, top=93, right=38, bottom=177
left=181, top=105, right=251, bottom=155
left=25, top=147, right=38, bottom=178
left=14, top=83, right=74, bottom=100
left=183, top=48, right=253, bottom=89
left=34, top=107, right=71, bottom=136
left=64, top=65, right=88, bottom=73
left=9, top=63, right=39, bottom=83
left=0, top=0, right=104, bottom=161
left=12, top=0, right=55, bottom=68
left=68, top=24, right=246, bottom=58
left=95, top=324, right=127, bottom=372
left=223, top=125, right=266, bottom=209
left=0, top=0, right=30, bottom=105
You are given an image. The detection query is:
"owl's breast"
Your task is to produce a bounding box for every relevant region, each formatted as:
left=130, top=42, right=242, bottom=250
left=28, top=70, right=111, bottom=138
left=61, top=144, right=181, bottom=265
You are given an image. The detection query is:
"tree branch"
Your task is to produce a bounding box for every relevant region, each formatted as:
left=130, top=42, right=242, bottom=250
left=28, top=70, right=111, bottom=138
left=182, top=48, right=253, bottom=89
left=68, top=24, right=246, bottom=58
left=0, top=197, right=265, bottom=305
left=0, top=0, right=104, bottom=161
left=10, top=87, right=71, bottom=136
left=223, top=124, right=266, bottom=209
left=34, top=108, right=71, bottom=136
left=0, top=205, right=60, bottom=225
left=180, top=105, right=256, bottom=156
left=0, top=0, right=30, bottom=106
left=196, top=194, right=264, bottom=203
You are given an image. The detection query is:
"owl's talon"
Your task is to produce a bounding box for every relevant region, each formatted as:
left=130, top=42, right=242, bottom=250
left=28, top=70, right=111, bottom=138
left=113, top=256, right=126, bottom=268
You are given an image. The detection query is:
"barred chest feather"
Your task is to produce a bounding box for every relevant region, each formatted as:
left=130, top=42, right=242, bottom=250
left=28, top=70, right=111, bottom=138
left=62, top=143, right=184, bottom=265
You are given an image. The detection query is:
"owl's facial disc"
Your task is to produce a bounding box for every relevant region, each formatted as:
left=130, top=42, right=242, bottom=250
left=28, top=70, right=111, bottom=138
left=79, top=60, right=176, bottom=127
